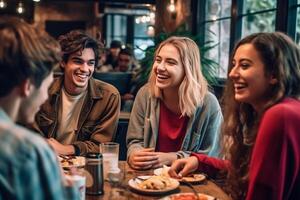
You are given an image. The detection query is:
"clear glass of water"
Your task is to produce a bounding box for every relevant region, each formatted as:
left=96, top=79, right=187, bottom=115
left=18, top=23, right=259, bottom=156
left=100, top=142, right=119, bottom=180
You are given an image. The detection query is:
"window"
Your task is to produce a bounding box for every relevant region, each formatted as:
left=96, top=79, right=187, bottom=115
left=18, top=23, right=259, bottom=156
left=105, top=10, right=154, bottom=60
left=241, top=0, right=277, bottom=37
left=134, top=15, right=154, bottom=60
left=197, top=0, right=300, bottom=80
left=106, top=14, right=127, bottom=47
left=205, top=0, right=232, bottom=78
left=294, top=2, right=300, bottom=44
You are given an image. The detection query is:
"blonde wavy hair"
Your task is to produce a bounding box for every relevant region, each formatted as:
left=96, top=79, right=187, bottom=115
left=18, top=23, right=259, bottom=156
left=148, top=36, right=208, bottom=117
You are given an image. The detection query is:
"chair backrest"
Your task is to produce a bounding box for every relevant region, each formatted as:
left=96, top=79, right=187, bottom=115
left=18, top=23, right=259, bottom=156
left=93, top=72, right=132, bottom=95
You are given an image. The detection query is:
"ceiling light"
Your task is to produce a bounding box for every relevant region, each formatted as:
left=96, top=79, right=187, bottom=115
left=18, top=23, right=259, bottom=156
left=0, top=0, right=7, bottom=9
left=147, top=25, right=155, bottom=37
left=168, top=0, right=176, bottom=13
left=16, top=2, right=25, bottom=14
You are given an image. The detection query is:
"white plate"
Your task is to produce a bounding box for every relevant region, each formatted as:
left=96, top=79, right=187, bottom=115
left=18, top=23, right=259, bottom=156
left=154, top=167, right=206, bottom=183
left=159, top=192, right=216, bottom=200
left=154, top=167, right=169, bottom=177
left=58, top=156, right=85, bottom=169
left=128, top=176, right=180, bottom=195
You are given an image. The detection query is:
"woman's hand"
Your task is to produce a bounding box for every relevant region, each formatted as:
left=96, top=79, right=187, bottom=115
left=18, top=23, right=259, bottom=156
left=128, top=148, right=159, bottom=170
left=168, top=156, right=199, bottom=178
left=151, top=152, right=177, bottom=169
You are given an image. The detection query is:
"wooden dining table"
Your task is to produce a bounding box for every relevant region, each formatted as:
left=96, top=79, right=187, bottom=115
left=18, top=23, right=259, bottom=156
left=86, top=161, right=231, bottom=200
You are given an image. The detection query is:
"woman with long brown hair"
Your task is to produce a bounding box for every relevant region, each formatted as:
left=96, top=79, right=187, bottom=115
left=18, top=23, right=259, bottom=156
left=169, top=32, right=300, bottom=200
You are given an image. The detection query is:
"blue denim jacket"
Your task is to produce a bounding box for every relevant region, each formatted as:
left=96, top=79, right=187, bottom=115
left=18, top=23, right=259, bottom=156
left=0, top=109, right=78, bottom=200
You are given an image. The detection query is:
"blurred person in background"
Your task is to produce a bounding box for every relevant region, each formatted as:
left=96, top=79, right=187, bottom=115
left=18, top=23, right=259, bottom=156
left=0, top=16, right=77, bottom=199
left=34, top=30, right=120, bottom=156
left=114, top=47, right=141, bottom=112
left=114, top=47, right=139, bottom=72
left=95, top=48, right=113, bottom=72
left=105, top=40, right=122, bottom=69
left=169, top=32, right=300, bottom=200
left=126, top=36, right=222, bottom=170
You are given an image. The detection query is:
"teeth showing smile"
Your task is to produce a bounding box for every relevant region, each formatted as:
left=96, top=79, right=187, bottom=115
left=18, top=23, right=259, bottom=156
left=157, top=74, right=168, bottom=79
left=75, top=73, right=89, bottom=79
left=234, top=83, right=247, bottom=90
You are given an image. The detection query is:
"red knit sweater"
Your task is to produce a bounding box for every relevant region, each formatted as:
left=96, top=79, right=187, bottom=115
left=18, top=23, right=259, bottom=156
left=192, top=98, right=300, bottom=200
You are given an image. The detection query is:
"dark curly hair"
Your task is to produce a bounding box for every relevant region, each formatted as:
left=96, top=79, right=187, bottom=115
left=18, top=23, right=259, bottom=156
left=58, top=30, right=103, bottom=67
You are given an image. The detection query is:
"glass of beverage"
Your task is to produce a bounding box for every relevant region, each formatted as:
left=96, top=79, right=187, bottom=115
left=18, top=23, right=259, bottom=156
left=65, top=174, right=86, bottom=200
left=100, top=142, right=119, bottom=180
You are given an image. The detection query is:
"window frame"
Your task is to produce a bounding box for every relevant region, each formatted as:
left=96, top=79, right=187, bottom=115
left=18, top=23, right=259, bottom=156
left=195, top=0, right=299, bottom=80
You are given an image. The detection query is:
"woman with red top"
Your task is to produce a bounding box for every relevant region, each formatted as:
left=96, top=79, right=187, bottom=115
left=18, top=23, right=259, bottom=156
left=126, top=36, right=223, bottom=170
left=169, top=32, right=300, bottom=200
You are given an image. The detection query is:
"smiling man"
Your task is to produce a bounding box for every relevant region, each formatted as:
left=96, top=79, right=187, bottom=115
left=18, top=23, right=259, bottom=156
left=34, top=30, right=121, bottom=156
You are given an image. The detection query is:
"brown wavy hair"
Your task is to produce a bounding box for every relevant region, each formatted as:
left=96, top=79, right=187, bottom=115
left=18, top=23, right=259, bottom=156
left=0, top=16, right=60, bottom=97
left=221, top=32, right=300, bottom=199
left=58, top=30, right=102, bottom=68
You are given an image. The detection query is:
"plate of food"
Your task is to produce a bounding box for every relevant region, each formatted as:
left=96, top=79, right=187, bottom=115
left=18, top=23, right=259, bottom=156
left=128, top=175, right=180, bottom=195
left=58, top=155, right=86, bottom=169
left=154, top=165, right=206, bottom=183
left=159, top=192, right=216, bottom=200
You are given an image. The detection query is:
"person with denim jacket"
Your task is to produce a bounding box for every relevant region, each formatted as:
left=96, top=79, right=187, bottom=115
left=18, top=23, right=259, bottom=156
left=126, top=36, right=222, bottom=170
left=34, top=30, right=120, bottom=156
left=0, top=17, right=77, bottom=199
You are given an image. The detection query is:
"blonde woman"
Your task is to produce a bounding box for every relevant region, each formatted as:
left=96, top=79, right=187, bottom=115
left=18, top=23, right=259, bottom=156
left=126, top=36, right=222, bottom=170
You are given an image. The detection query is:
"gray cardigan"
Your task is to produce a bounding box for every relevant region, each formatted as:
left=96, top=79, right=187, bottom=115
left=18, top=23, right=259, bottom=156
left=126, top=84, right=223, bottom=159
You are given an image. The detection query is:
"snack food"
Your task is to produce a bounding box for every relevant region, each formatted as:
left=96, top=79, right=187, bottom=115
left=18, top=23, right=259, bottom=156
left=180, top=174, right=206, bottom=183
left=59, top=156, right=85, bottom=168
left=168, top=193, right=209, bottom=200
left=160, top=193, right=215, bottom=200
left=128, top=175, right=180, bottom=194
left=138, top=176, right=173, bottom=190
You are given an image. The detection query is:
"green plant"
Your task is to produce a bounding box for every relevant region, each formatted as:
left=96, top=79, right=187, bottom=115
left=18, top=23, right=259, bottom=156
left=245, top=0, right=276, bottom=33
left=136, top=25, right=220, bottom=88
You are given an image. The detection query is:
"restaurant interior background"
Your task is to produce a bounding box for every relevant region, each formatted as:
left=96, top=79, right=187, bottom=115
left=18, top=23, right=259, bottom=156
left=1, top=0, right=300, bottom=159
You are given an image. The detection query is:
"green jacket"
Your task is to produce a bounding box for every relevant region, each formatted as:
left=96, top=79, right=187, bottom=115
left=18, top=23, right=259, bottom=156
left=126, top=84, right=222, bottom=159
left=34, top=76, right=120, bottom=155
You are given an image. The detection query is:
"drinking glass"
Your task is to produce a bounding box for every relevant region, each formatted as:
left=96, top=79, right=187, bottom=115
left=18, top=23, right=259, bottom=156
left=65, top=174, right=86, bottom=200
left=100, top=142, right=119, bottom=180
left=108, top=162, right=125, bottom=187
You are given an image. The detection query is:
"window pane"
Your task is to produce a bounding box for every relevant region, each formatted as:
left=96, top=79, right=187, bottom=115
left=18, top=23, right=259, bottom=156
left=206, top=0, right=231, bottom=20
left=106, top=14, right=127, bottom=47
left=133, top=14, right=154, bottom=60
left=296, top=7, right=300, bottom=44
left=134, top=38, right=154, bottom=60
left=106, top=15, right=112, bottom=45
left=134, top=16, right=150, bottom=37
left=241, top=11, right=276, bottom=37
left=243, top=0, right=276, bottom=13
left=205, top=19, right=231, bottom=78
